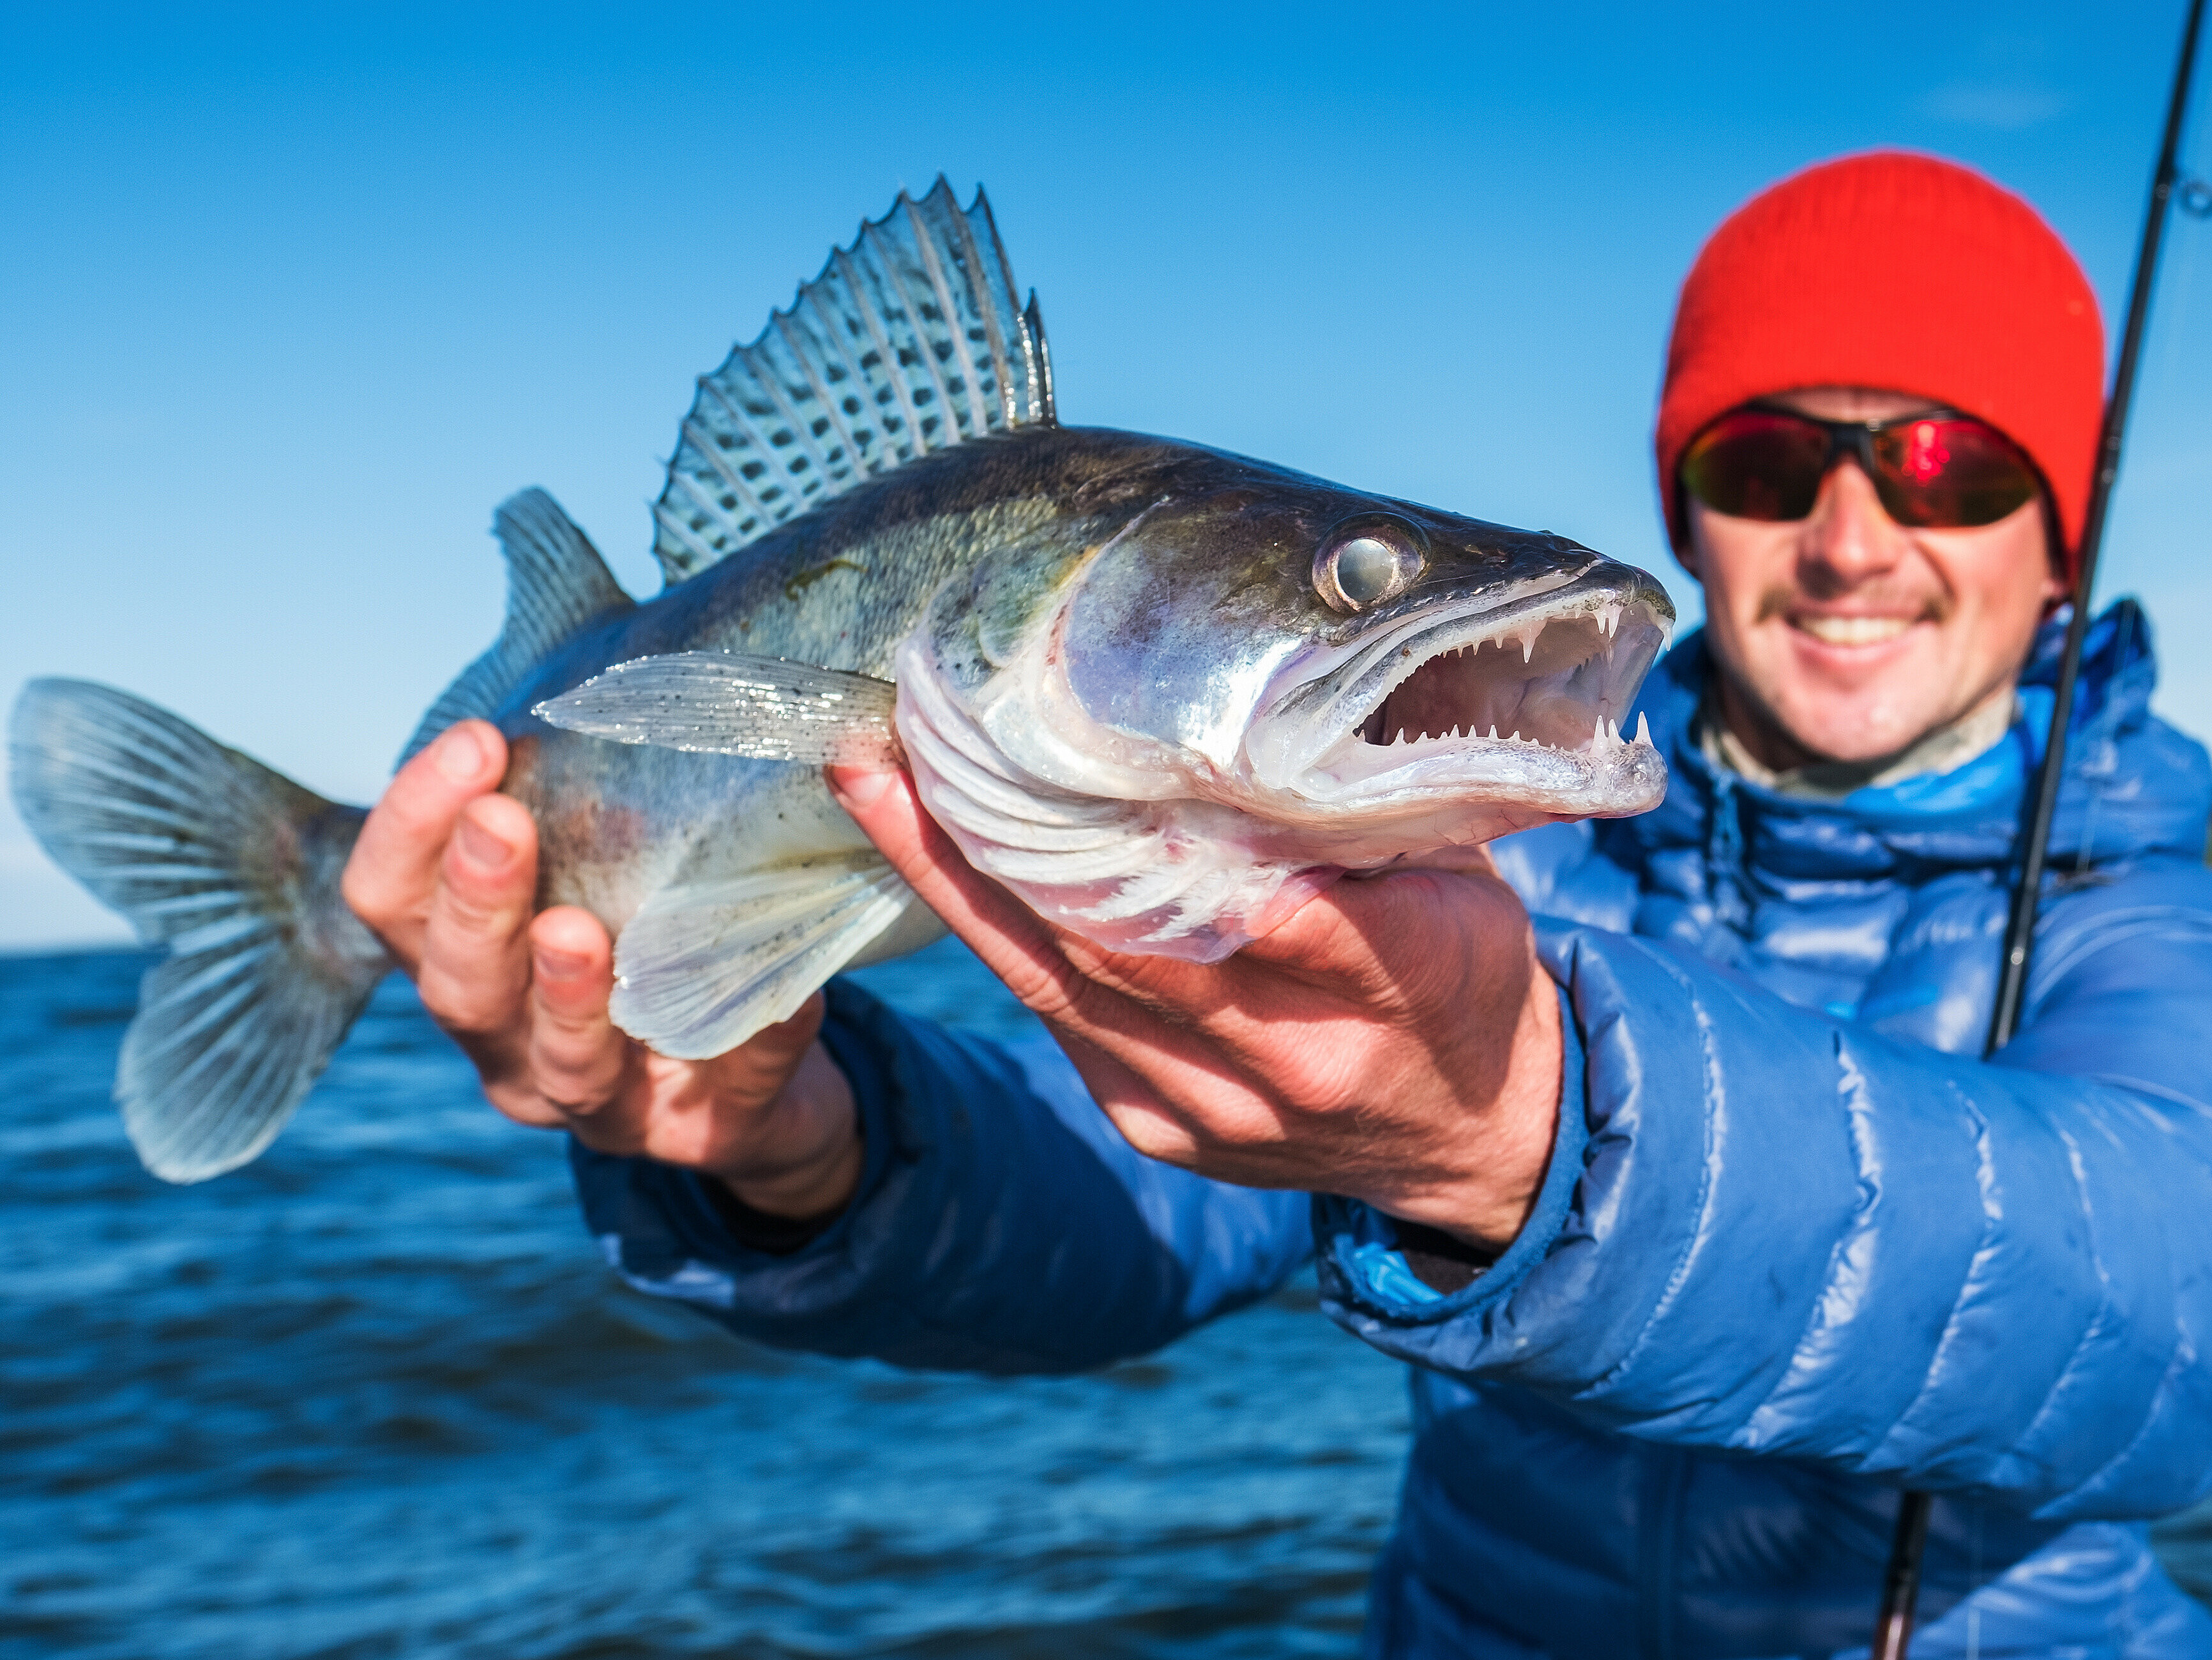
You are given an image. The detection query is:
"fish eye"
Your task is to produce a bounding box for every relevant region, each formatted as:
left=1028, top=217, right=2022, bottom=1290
left=1314, top=515, right=1427, bottom=613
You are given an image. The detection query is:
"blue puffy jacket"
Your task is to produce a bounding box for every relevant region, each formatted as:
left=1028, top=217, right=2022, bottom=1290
left=574, top=602, right=2212, bottom=1659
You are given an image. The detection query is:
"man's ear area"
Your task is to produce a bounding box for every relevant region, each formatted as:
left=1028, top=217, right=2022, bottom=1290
left=2040, top=496, right=2071, bottom=608
left=1672, top=491, right=1705, bottom=585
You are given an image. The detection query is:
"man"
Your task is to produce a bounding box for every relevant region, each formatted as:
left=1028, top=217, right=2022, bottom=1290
left=345, top=153, right=2212, bottom=1655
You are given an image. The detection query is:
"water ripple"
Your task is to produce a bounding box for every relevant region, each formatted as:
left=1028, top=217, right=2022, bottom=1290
left=0, top=940, right=1407, bottom=1659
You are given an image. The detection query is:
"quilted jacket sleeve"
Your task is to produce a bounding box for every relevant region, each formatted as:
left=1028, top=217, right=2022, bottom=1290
left=1317, top=857, right=2212, bottom=1523
left=569, top=979, right=1312, bottom=1375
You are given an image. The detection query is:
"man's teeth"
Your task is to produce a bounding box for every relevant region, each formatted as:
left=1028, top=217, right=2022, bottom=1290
left=1795, top=615, right=1911, bottom=645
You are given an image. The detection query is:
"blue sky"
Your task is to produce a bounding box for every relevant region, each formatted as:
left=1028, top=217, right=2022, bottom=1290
left=3, top=2, right=2208, bottom=947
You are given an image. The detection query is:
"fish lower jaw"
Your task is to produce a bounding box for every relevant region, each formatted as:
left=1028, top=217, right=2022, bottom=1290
left=1289, top=716, right=1668, bottom=817
left=1352, top=709, right=1648, bottom=758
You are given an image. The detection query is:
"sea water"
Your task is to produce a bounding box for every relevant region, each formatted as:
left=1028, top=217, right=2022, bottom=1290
left=0, top=942, right=1400, bottom=1660
left=2, top=942, right=2206, bottom=1659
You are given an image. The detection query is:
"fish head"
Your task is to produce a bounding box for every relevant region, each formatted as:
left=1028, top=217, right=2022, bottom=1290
left=933, top=440, right=1675, bottom=871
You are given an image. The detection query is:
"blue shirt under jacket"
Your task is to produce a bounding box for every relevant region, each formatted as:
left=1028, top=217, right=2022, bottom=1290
left=572, top=601, right=2212, bottom=1660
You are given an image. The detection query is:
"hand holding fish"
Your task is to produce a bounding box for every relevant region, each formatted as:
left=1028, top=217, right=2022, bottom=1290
left=826, top=765, right=1562, bottom=1250
left=342, top=718, right=1560, bottom=1249
left=342, top=721, right=863, bottom=1220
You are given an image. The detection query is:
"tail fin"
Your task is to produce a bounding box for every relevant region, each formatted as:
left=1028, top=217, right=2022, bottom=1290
left=9, top=681, right=393, bottom=1182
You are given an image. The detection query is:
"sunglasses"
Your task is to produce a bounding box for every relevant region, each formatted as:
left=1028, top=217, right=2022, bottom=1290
left=1679, top=404, right=2043, bottom=529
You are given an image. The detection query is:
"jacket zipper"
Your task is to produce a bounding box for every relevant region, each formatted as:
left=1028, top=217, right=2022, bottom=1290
left=1637, top=1446, right=1692, bottom=1660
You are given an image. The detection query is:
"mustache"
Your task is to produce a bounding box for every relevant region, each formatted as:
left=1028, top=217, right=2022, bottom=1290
left=1754, top=587, right=1951, bottom=625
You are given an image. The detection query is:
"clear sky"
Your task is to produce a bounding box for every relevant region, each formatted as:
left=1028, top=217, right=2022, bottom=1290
left=4, top=2, right=2208, bottom=947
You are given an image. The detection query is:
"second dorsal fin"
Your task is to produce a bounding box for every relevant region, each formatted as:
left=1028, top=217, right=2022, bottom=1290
left=650, top=179, right=1056, bottom=585
left=398, top=490, right=635, bottom=766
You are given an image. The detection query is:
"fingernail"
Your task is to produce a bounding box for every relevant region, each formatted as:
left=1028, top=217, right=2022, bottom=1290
left=434, top=723, right=490, bottom=781
left=456, top=813, right=512, bottom=871
left=534, top=945, right=587, bottom=979
left=828, top=766, right=894, bottom=809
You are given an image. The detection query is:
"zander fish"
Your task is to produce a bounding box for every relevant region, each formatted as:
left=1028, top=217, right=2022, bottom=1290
left=10, top=181, right=1673, bottom=1184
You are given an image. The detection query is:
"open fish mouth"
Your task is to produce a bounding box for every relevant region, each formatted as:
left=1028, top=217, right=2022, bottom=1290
left=1249, top=571, right=1674, bottom=813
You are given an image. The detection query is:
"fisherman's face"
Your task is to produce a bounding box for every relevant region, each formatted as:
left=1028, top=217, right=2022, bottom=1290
left=1683, top=387, right=2066, bottom=770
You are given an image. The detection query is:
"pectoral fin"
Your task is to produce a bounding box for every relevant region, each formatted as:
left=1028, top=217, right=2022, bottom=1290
left=609, top=852, right=913, bottom=1058
left=535, top=653, right=899, bottom=767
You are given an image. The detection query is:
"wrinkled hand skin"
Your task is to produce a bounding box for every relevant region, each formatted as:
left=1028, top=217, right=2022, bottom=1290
left=338, top=720, right=1561, bottom=1248
left=827, top=767, right=1562, bottom=1250
left=340, top=721, right=862, bottom=1221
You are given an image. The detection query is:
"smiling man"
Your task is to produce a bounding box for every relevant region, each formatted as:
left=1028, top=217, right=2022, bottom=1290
left=1683, top=388, right=2064, bottom=787
left=345, top=153, right=2212, bottom=1656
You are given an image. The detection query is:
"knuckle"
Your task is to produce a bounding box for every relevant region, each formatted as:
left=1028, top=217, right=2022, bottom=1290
left=416, top=969, right=519, bottom=1043
left=377, top=768, right=466, bottom=845
left=1007, top=955, right=1091, bottom=1023
left=338, top=864, right=400, bottom=934
left=484, top=1082, right=565, bottom=1129
left=538, top=1090, right=610, bottom=1119
left=534, top=1042, right=627, bottom=1112
left=436, top=882, right=528, bottom=942
left=1109, top=1108, right=1193, bottom=1165
left=1117, top=1117, right=1167, bottom=1158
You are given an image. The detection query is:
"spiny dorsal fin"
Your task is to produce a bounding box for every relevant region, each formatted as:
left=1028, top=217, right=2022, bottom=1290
left=398, top=488, right=635, bottom=766
left=651, top=179, right=1056, bottom=586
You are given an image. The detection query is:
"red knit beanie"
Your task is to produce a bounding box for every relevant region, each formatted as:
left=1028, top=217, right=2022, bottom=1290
left=1656, top=151, right=2105, bottom=578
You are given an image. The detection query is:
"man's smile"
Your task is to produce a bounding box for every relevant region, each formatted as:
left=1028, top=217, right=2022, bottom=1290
left=1785, top=613, right=1920, bottom=648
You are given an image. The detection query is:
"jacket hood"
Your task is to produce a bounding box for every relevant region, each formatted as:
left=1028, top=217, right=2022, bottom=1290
left=1626, top=599, right=2211, bottom=879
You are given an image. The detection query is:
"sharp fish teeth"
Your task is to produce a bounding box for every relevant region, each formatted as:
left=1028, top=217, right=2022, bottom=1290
left=1635, top=711, right=1651, bottom=747
left=1487, top=725, right=1499, bottom=741
left=1584, top=715, right=1631, bottom=755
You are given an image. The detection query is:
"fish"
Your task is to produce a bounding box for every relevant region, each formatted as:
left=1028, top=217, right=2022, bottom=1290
left=8, top=179, right=1674, bottom=1185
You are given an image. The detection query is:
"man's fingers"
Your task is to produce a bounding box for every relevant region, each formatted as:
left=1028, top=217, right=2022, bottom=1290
left=828, top=764, right=1292, bottom=1134
left=522, top=907, right=629, bottom=1122
left=342, top=721, right=508, bottom=970
left=1050, top=1029, right=1209, bottom=1165
left=827, top=764, right=1106, bottom=1025
left=416, top=792, right=540, bottom=1058
left=698, top=992, right=829, bottom=1106
left=826, top=765, right=1252, bottom=1065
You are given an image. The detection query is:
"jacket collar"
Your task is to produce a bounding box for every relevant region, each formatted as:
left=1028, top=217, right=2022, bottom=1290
left=1625, top=600, right=2208, bottom=875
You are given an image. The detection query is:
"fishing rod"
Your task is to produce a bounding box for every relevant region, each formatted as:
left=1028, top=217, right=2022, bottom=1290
left=1870, top=2, right=2208, bottom=1656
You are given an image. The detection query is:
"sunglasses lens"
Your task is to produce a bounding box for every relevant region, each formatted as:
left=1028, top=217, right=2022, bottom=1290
left=1680, top=411, right=1829, bottom=521
left=1869, top=418, right=2040, bottom=527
